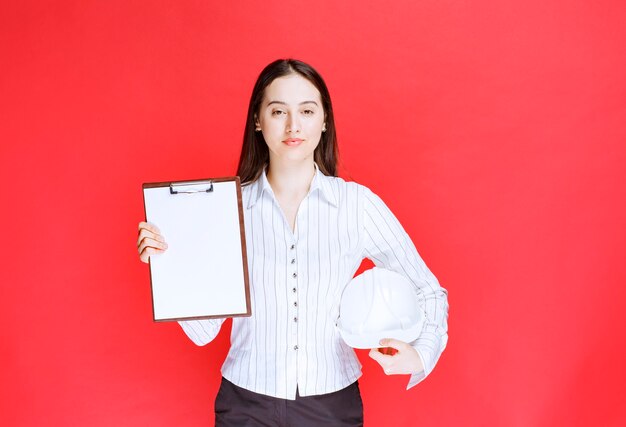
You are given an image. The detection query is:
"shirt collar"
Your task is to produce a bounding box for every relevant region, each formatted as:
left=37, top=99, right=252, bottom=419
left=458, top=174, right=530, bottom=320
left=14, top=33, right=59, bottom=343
left=247, top=162, right=338, bottom=209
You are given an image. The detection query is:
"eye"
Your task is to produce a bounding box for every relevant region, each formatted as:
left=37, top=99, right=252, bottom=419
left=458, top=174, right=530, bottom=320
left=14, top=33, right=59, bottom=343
left=302, top=109, right=315, bottom=115
left=271, top=110, right=285, bottom=116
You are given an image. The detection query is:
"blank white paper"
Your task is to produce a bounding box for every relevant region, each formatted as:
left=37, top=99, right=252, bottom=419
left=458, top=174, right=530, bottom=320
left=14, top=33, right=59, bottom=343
left=143, top=180, right=248, bottom=321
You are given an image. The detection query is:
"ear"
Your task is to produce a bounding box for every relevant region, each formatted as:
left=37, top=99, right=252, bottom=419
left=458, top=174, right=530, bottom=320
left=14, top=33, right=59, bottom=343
left=254, top=115, right=261, bottom=131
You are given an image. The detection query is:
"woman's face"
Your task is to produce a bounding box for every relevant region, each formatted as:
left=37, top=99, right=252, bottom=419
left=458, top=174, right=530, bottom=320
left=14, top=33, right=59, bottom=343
left=255, top=73, right=326, bottom=164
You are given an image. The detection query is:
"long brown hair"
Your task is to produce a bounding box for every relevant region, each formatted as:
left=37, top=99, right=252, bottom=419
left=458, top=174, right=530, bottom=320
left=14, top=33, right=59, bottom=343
left=236, top=59, right=339, bottom=184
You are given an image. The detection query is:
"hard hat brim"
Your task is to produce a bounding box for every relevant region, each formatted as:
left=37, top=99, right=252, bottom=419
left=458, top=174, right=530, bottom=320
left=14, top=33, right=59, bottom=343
left=336, top=320, right=425, bottom=349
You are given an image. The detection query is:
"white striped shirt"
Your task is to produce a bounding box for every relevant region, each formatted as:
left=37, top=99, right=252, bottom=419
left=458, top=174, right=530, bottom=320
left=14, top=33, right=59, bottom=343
left=179, top=163, right=448, bottom=400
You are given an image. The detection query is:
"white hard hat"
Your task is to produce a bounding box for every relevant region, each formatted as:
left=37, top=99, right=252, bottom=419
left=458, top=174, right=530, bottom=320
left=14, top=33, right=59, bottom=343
left=337, top=267, right=425, bottom=349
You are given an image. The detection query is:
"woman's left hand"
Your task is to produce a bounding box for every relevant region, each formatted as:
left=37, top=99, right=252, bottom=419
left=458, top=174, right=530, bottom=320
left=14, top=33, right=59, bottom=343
left=368, top=338, right=424, bottom=375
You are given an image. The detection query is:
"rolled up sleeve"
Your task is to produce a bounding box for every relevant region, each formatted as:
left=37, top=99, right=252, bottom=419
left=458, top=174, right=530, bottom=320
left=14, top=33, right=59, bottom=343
left=178, top=319, right=226, bottom=346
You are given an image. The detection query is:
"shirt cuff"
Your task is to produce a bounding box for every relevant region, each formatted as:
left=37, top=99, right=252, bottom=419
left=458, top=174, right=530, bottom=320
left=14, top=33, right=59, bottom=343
left=406, top=349, right=427, bottom=389
left=406, top=329, right=447, bottom=390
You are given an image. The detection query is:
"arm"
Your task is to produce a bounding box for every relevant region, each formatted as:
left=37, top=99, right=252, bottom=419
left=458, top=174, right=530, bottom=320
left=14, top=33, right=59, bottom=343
left=178, top=319, right=226, bottom=346
left=361, top=186, right=449, bottom=388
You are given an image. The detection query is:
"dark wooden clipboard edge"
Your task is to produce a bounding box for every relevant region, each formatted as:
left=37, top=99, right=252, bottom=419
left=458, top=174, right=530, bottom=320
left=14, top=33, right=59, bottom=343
left=142, top=176, right=251, bottom=322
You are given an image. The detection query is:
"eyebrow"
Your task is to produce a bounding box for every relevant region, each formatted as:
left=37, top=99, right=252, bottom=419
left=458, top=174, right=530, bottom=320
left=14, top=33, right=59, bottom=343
left=266, top=100, right=319, bottom=107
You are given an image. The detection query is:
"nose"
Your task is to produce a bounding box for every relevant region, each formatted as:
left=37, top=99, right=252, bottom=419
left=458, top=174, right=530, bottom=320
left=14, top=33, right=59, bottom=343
left=286, top=113, right=301, bottom=133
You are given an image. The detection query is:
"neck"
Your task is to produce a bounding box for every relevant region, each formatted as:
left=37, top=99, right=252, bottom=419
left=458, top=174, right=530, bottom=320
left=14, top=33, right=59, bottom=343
left=266, top=158, right=316, bottom=199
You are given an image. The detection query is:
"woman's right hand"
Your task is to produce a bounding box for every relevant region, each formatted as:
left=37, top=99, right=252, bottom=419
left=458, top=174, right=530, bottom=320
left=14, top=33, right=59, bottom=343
left=137, top=221, right=168, bottom=263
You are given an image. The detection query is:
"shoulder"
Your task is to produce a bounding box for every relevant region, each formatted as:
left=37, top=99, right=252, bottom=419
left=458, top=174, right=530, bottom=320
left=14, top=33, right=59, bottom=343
left=240, top=178, right=261, bottom=209
left=317, top=174, right=367, bottom=207
left=320, top=175, right=387, bottom=215
left=321, top=174, right=375, bottom=198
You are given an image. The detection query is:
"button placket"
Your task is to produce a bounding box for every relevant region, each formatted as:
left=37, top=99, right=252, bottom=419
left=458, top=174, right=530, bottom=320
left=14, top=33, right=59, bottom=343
left=289, top=241, right=298, bottom=297
left=289, top=241, right=299, bottom=349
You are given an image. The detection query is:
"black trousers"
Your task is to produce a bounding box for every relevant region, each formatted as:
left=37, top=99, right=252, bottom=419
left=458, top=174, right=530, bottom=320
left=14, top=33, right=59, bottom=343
left=214, top=377, right=364, bottom=427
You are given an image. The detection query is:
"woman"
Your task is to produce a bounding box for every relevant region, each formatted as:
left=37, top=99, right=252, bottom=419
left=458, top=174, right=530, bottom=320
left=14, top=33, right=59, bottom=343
left=137, top=59, right=448, bottom=426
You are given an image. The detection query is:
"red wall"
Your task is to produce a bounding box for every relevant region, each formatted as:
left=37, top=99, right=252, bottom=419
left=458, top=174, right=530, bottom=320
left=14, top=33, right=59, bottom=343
left=2, top=1, right=625, bottom=425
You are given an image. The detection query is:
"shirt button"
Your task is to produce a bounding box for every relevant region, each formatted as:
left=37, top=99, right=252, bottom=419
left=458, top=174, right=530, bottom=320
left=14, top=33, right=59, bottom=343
left=294, top=345, right=298, bottom=350
left=290, top=244, right=295, bottom=250
left=293, top=301, right=298, bottom=307
left=292, top=288, right=297, bottom=293
left=292, top=272, right=298, bottom=278
left=293, top=317, right=298, bottom=322
left=291, top=259, right=296, bottom=264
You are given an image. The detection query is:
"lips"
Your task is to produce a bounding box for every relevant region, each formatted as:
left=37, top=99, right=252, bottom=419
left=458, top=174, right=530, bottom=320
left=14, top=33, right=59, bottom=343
left=283, top=138, right=304, bottom=147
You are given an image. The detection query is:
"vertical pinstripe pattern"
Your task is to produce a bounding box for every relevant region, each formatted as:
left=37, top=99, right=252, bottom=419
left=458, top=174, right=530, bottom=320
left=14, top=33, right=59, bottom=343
left=178, top=163, right=448, bottom=400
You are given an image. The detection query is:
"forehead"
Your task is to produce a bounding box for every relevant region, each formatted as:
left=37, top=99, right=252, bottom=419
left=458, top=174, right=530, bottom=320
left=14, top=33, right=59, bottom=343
left=262, top=74, right=321, bottom=105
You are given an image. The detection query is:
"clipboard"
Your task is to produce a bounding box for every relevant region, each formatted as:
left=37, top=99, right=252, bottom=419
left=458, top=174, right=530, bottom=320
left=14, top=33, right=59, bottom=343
left=142, top=177, right=251, bottom=322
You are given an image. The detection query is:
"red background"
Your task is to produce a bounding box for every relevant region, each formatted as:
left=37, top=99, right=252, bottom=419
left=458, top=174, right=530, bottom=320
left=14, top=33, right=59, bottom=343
left=1, top=1, right=625, bottom=426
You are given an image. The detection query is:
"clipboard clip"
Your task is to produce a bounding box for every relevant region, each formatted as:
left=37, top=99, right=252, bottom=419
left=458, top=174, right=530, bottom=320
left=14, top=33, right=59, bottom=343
left=170, top=180, right=214, bottom=194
